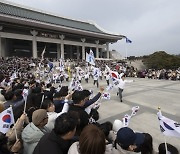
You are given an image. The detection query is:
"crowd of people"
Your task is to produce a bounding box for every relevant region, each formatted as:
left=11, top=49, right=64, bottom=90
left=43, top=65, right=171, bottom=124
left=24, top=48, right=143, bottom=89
left=0, top=56, right=179, bottom=154
left=124, top=67, right=180, bottom=81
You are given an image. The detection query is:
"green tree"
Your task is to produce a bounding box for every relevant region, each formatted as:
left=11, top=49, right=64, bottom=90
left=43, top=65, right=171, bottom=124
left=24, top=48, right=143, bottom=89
left=143, top=51, right=180, bottom=69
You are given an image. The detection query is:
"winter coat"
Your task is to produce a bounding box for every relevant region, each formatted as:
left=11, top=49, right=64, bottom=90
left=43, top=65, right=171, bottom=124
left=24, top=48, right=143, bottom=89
left=22, top=123, right=48, bottom=154
left=68, top=104, right=89, bottom=134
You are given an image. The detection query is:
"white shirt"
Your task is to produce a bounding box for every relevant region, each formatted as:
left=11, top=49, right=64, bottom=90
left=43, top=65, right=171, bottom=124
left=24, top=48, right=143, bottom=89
left=45, top=103, right=69, bottom=130
left=118, top=79, right=133, bottom=89
left=84, top=74, right=89, bottom=79
left=106, top=74, right=111, bottom=80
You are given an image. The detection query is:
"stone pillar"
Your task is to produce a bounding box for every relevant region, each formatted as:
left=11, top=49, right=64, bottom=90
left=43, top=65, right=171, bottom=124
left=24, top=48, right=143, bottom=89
left=0, top=26, right=6, bottom=57
left=1, top=38, right=6, bottom=57
left=95, top=40, right=99, bottom=58
left=0, top=35, right=1, bottom=57
left=57, top=44, right=60, bottom=59
left=60, top=35, right=65, bottom=59
left=30, top=30, right=38, bottom=58
left=100, top=49, right=103, bottom=58
left=81, top=38, right=86, bottom=60
left=70, top=45, right=73, bottom=59
left=0, top=26, right=3, bottom=57
left=106, top=42, right=109, bottom=59
left=77, top=46, right=80, bottom=60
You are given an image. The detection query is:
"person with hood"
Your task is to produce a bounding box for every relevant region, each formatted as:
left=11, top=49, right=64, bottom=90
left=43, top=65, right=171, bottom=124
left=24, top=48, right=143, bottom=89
left=22, top=109, right=50, bottom=154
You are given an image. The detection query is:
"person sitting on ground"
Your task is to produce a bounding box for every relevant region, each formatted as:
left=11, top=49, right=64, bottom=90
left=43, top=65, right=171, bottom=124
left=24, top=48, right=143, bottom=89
left=22, top=109, right=50, bottom=154
left=33, top=112, right=78, bottom=154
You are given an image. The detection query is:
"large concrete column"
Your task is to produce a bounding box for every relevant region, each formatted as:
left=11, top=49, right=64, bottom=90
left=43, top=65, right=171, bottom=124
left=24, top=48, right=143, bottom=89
left=95, top=40, right=99, bottom=58
left=77, top=46, right=80, bottom=60
left=1, top=38, right=6, bottom=57
left=30, top=30, right=38, bottom=58
left=81, top=38, right=86, bottom=60
left=57, top=44, right=60, bottom=59
left=0, top=35, right=1, bottom=57
left=100, top=49, right=103, bottom=58
left=106, top=42, right=109, bottom=59
left=0, top=26, right=3, bottom=57
left=70, top=45, right=73, bottom=59
left=60, top=35, right=65, bottom=59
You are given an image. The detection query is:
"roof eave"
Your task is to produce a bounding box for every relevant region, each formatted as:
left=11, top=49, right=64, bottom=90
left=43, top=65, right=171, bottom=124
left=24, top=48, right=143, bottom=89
left=0, top=14, right=124, bottom=41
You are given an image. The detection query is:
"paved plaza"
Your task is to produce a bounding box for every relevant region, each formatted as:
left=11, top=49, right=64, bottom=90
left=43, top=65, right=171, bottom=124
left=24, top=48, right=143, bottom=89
left=69, top=77, right=180, bottom=151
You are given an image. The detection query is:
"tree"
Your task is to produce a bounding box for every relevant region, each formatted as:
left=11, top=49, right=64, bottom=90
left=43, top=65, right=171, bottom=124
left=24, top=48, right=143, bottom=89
left=143, top=51, right=180, bottom=69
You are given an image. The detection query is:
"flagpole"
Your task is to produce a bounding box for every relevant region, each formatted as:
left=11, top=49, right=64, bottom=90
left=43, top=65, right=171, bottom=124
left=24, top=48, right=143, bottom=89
left=125, top=43, right=128, bottom=60
left=158, top=107, right=168, bottom=153
left=10, top=105, right=18, bottom=140
left=40, top=94, right=44, bottom=108
left=164, top=135, right=168, bottom=154
left=14, top=122, right=18, bottom=141
left=23, top=98, right=27, bottom=114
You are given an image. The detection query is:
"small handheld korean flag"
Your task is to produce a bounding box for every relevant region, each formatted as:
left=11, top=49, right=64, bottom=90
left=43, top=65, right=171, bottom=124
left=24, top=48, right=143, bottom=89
left=131, top=106, right=140, bottom=117
left=0, top=107, right=15, bottom=134
left=122, top=114, right=131, bottom=127
left=102, top=92, right=110, bottom=100
left=157, top=108, right=180, bottom=138
left=122, top=106, right=140, bottom=127
left=22, top=89, right=28, bottom=101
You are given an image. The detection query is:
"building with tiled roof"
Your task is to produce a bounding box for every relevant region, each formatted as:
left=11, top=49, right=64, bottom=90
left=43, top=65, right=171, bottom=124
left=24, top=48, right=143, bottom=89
left=0, top=0, right=125, bottom=59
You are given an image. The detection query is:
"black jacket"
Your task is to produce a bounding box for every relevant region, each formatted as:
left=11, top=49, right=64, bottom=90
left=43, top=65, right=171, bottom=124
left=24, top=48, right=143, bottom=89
left=83, top=92, right=101, bottom=109
left=33, top=130, right=73, bottom=154
left=68, top=104, right=89, bottom=134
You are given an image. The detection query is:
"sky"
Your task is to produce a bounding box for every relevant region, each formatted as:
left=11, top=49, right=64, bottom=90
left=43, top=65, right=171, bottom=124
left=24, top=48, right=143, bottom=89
left=6, top=0, right=180, bottom=57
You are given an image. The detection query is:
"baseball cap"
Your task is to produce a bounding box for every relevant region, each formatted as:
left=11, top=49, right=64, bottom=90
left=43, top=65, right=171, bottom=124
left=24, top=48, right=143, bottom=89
left=116, top=127, right=145, bottom=148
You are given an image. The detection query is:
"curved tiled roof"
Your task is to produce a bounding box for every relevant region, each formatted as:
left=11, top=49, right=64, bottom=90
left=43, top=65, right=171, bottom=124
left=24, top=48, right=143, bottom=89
left=0, top=1, right=110, bottom=35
